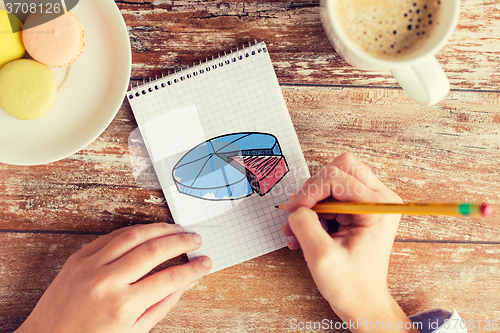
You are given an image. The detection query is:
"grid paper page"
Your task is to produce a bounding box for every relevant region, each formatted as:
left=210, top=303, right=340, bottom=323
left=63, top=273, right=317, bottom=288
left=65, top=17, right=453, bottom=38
left=128, top=42, right=309, bottom=272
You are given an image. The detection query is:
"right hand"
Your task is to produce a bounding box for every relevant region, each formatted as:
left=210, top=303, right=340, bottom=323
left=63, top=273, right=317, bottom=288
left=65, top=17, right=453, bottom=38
left=281, top=153, right=415, bottom=330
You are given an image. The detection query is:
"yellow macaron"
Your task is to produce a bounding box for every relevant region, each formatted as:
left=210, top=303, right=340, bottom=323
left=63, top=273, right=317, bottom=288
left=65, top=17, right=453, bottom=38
left=0, top=10, right=25, bottom=68
left=0, top=59, right=57, bottom=120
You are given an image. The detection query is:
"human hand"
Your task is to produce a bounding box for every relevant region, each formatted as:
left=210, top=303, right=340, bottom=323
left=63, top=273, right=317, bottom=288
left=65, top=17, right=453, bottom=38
left=281, top=153, right=417, bottom=331
left=15, top=223, right=211, bottom=333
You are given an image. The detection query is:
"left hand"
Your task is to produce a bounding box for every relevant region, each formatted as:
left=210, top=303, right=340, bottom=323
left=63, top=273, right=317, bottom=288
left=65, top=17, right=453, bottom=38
left=15, top=223, right=212, bottom=333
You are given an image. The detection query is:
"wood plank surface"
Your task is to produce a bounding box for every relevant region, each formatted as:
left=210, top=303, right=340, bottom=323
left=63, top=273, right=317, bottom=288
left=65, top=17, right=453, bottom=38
left=1, top=0, right=500, bottom=332
left=1, top=232, right=499, bottom=333
left=285, top=87, right=500, bottom=242
left=1, top=88, right=498, bottom=240
left=120, top=0, right=500, bottom=91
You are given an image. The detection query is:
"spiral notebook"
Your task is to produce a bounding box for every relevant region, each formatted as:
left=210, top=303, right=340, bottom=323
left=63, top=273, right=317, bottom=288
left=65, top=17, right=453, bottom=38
left=127, top=41, right=309, bottom=273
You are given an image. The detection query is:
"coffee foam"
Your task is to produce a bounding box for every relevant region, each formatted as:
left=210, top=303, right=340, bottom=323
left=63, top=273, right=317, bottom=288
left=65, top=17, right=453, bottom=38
left=336, top=0, right=443, bottom=59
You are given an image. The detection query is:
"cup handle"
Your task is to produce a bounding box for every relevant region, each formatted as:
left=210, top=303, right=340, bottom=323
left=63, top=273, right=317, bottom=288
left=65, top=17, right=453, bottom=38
left=391, top=56, right=450, bottom=107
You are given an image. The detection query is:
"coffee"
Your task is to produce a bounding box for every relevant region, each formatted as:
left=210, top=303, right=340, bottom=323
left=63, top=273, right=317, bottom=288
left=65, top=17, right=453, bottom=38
left=336, top=0, right=443, bottom=59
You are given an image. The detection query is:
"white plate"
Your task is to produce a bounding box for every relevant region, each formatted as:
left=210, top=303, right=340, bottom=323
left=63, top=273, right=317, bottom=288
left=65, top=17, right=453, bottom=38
left=0, top=0, right=131, bottom=165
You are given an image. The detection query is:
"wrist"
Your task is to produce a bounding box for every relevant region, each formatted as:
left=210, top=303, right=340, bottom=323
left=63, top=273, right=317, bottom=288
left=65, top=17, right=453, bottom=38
left=331, top=292, right=420, bottom=333
left=330, top=288, right=393, bottom=323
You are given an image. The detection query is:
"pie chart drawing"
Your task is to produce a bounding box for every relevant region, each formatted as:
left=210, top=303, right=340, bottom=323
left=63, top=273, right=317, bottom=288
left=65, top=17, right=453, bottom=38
left=172, top=132, right=289, bottom=200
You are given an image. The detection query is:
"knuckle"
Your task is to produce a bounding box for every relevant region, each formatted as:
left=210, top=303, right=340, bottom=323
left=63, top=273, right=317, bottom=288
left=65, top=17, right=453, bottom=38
left=388, top=193, right=404, bottom=204
left=317, top=165, right=332, bottom=179
left=158, top=222, right=172, bottom=231
left=87, top=275, right=109, bottom=302
left=327, top=165, right=344, bottom=179
left=388, top=190, right=403, bottom=204
left=337, top=152, right=355, bottom=164
left=177, top=233, right=194, bottom=246
left=86, top=275, right=132, bottom=322
left=192, top=259, right=209, bottom=275
left=108, top=226, right=129, bottom=237
left=63, top=252, right=80, bottom=270
left=122, top=227, right=142, bottom=244
left=108, top=299, right=132, bottom=322
left=164, top=267, right=184, bottom=286
left=332, top=152, right=355, bottom=170
left=63, top=252, right=93, bottom=278
left=375, top=188, right=403, bottom=204
left=320, top=166, right=342, bottom=183
left=144, top=240, right=163, bottom=258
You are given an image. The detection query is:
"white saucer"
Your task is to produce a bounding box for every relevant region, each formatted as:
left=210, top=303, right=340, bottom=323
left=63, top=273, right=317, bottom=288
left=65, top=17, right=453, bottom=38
left=0, top=0, right=131, bottom=165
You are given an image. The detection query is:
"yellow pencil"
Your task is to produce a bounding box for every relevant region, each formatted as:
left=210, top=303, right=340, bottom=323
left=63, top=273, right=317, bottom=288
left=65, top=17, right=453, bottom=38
left=276, top=202, right=493, bottom=217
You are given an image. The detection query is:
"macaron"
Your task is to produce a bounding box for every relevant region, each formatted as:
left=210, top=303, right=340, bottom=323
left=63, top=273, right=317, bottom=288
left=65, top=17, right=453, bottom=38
left=0, top=59, right=57, bottom=120
left=0, top=10, right=25, bottom=68
left=23, top=11, right=85, bottom=68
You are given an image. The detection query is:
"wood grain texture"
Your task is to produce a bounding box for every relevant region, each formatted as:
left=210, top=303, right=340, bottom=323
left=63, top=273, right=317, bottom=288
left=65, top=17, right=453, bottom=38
left=1, top=88, right=498, bottom=240
left=284, top=86, right=500, bottom=242
left=0, top=99, right=169, bottom=233
left=0, top=232, right=185, bottom=333
left=1, top=1, right=499, bottom=331
left=1, top=232, right=498, bottom=333
left=120, top=0, right=500, bottom=90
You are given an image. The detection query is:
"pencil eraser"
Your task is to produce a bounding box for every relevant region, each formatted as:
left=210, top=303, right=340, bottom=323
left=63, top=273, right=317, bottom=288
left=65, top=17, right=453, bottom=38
left=481, top=204, right=493, bottom=217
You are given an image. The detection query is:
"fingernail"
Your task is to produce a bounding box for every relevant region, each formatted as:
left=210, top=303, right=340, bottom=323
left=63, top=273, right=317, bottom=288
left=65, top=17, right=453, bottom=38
left=185, top=281, right=198, bottom=291
left=280, top=201, right=291, bottom=212
left=289, top=189, right=300, bottom=200
left=192, top=233, right=202, bottom=244
left=200, top=256, right=212, bottom=268
left=175, top=225, right=184, bottom=233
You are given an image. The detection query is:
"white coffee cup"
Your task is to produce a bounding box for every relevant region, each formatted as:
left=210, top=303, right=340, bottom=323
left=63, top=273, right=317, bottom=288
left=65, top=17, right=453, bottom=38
left=320, top=0, right=460, bottom=106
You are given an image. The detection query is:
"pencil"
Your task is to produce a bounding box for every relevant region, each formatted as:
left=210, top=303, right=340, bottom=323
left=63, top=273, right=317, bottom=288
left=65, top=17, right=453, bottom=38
left=275, top=202, right=493, bottom=217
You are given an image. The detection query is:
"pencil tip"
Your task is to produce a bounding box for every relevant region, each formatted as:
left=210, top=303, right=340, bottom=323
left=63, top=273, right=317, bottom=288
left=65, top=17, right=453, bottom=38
left=275, top=205, right=279, bottom=209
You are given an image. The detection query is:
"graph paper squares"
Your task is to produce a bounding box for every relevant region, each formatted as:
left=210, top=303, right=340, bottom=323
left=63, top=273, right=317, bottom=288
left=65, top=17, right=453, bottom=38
left=128, top=42, right=309, bottom=273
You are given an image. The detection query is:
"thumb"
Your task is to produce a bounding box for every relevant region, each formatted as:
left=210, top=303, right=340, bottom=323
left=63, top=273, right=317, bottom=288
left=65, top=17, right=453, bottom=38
left=288, top=207, right=336, bottom=264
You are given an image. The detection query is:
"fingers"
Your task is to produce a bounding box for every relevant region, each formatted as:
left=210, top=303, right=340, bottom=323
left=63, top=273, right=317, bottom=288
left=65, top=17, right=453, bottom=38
left=282, top=222, right=307, bottom=250
left=93, top=223, right=184, bottom=265
left=72, top=226, right=136, bottom=261
left=132, top=279, right=199, bottom=333
left=132, top=287, right=186, bottom=333
left=287, top=207, right=337, bottom=263
left=284, top=153, right=401, bottom=213
left=281, top=222, right=301, bottom=250
left=108, top=233, right=204, bottom=283
left=285, top=166, right=379, bottom=213
left=281, top=153, right=403, bottom=242
left=281, top=221, right=293, bottom=237
left=132, top=256, right=212, bottom=310
left=287, top=235, right=301, bottom=250
left=331, top=153, right=402, bottom=204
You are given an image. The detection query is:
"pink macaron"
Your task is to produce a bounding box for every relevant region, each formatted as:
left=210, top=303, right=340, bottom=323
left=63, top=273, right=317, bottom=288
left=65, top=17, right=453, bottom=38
left=22, top=11, right=85, bottom=68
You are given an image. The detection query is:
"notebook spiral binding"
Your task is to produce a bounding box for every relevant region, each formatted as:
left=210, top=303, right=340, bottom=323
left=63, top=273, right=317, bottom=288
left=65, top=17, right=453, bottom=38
left=128, top=40, right=267, bottom=100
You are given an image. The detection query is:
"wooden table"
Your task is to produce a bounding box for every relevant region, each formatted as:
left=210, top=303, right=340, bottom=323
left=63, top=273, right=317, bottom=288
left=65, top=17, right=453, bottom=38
left=1, top=1, right=499, bottom=332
